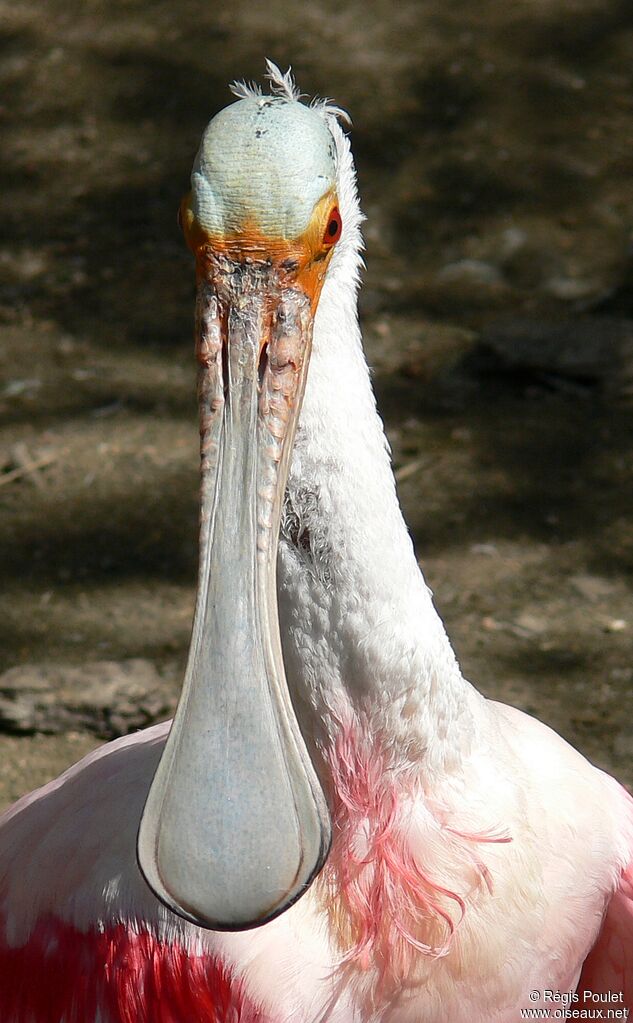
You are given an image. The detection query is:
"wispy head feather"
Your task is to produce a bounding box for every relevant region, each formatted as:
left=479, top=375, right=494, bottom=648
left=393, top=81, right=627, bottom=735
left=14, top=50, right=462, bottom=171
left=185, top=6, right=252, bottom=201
left=310, top=95, right=352, bottom=127
left=265, top=59, right=306, bottom=101
left=228, top=78, right=262, bottom=101
left=229, top=60, right=351, bottom=126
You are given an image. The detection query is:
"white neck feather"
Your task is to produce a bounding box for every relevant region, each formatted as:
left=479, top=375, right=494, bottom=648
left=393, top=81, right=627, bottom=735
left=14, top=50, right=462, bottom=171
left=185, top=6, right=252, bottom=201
left=277, top=124, right=482, bottom=777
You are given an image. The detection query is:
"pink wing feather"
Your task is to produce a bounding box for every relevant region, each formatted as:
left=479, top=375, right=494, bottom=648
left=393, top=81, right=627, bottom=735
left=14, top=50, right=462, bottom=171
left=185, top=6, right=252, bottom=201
left=578, top=860, right=633, bottom=1011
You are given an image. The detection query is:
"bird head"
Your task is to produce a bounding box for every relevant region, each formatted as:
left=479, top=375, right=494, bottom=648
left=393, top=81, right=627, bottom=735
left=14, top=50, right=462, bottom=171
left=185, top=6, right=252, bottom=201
left=138, top=63, right=353, bottom=931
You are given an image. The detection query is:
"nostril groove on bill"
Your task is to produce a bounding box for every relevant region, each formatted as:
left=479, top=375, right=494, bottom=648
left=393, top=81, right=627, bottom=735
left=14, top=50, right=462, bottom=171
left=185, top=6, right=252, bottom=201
left=258, top=342, right=269, bottom=388
left=221, top=342, right=230, bottom=401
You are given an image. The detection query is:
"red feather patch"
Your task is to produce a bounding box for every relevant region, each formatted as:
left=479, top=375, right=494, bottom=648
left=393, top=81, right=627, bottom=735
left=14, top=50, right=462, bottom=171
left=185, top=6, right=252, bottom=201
left=0, top=915, right=269, bottom=1023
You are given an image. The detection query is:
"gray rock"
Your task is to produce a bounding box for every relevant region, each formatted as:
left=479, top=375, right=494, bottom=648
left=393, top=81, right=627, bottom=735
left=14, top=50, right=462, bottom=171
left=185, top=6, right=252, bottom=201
left=472, top=316, right=633, bottom=393
left=0, top=659, right=178, bottom=738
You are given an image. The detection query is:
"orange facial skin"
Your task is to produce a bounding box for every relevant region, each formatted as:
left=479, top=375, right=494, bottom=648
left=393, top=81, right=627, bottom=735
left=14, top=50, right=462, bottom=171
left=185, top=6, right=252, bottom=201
left=179, top=189, right=340, bottom=316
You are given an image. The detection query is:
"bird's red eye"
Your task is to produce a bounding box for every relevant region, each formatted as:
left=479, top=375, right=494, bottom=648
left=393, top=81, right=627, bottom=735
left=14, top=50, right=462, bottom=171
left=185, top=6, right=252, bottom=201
left=323, top=206, right=342, bottom=246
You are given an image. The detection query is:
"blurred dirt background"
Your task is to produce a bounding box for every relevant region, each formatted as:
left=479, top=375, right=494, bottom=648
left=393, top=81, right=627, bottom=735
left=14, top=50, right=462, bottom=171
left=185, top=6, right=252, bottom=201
left=1, top=0, right=633, bottom=807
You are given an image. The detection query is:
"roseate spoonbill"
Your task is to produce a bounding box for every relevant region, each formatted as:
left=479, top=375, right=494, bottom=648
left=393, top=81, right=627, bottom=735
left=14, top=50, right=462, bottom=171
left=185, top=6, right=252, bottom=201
left=1, top=62, right=632, bottom=1023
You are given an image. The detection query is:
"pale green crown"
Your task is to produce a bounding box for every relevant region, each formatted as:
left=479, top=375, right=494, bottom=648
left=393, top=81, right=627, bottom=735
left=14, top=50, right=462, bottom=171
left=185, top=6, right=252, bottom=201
left=191, top=96, right=337, bottom=239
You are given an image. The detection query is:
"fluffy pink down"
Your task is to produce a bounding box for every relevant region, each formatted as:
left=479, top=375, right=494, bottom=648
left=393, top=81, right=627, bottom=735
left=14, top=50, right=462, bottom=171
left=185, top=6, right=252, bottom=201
left=322, top=716, right=511, bottom=987
left=0, top=914, right=269, bottom=1023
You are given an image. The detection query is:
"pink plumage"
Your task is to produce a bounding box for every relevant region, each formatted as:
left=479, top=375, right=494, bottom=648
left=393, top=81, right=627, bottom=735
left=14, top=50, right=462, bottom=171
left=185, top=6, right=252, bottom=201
left=323, top=711, right=510, bottom=983
left=578, top=863, right=633, bottom=1011
left=2, top=719, right=633, bottom=1020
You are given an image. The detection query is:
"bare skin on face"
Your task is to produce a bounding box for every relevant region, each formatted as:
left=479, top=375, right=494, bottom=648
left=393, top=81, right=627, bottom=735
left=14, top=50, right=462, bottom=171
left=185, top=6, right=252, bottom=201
left=180, top=186, right=341, bottom=317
